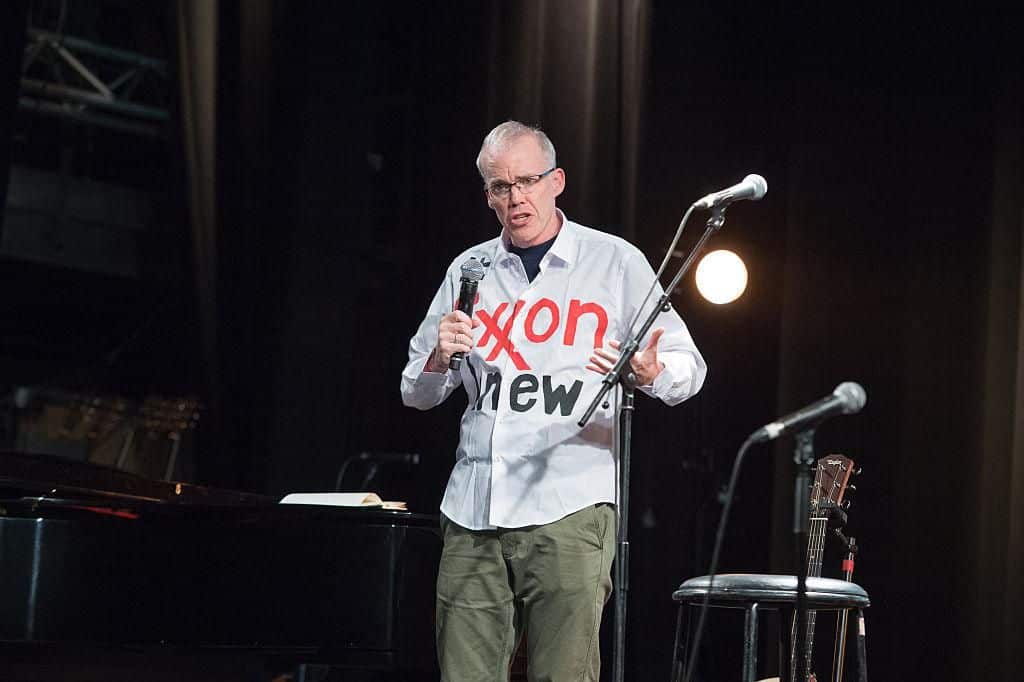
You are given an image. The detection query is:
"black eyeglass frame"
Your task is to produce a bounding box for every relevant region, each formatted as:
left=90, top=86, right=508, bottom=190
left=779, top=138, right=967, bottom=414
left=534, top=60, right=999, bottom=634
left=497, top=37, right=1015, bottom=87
left=483, top=167, right=557, bottom=198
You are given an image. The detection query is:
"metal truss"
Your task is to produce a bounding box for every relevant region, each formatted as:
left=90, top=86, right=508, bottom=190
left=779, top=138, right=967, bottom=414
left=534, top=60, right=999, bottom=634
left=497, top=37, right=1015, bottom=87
left=20, top=26, right=170, bottom=138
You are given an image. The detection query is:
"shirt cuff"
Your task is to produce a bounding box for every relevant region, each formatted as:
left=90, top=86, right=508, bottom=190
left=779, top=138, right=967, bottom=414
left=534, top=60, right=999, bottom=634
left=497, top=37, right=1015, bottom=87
left=650, top=354, right=697, bottom=401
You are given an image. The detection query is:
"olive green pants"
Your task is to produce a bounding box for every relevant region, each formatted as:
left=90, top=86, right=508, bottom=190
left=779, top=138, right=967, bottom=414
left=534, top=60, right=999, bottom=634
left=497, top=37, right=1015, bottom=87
left=436, top=504, right=617, bottom=682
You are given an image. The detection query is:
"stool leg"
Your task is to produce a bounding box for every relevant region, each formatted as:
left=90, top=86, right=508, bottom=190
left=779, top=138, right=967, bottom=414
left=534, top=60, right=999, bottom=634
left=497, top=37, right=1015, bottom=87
left=778, top=609, right=787, bottom=682
left=856, top=609, right=867, bottom=682
left=781, top=606, right=795, bottom=682
left=743, top=602, right=759, bottom=682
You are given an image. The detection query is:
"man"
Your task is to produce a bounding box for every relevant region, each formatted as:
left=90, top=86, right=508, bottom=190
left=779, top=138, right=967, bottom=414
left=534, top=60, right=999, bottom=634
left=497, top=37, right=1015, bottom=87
left=401, top=121, right=706, bottom=681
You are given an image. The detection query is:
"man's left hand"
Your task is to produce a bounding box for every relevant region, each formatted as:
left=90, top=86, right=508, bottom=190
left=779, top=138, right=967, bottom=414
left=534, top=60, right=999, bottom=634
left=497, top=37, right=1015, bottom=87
left=586, top=327, right=666, bottom=386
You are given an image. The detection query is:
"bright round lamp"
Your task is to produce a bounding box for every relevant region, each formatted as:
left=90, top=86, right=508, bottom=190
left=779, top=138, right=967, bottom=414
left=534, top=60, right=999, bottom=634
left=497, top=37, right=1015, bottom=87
left=695, top=249, right=748, bottom=304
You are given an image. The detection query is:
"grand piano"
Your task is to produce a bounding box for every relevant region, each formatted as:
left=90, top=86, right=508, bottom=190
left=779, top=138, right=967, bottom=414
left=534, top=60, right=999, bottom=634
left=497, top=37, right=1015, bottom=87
left=0, top=451, right=442, bottom=681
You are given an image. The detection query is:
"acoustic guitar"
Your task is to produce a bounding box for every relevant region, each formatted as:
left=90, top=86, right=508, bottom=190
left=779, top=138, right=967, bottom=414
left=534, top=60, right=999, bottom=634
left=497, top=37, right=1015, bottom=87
left=761, top=454, right=857, bottom=682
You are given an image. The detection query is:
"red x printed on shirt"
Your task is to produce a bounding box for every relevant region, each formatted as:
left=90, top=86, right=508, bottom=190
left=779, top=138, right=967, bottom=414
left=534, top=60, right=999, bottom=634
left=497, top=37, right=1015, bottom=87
left=476, top=301, right=530, bottom=370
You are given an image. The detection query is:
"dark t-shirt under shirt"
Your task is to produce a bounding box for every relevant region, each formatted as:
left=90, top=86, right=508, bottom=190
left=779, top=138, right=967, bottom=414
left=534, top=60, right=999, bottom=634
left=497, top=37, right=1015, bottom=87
left=509, top=234, right=557, bottom=282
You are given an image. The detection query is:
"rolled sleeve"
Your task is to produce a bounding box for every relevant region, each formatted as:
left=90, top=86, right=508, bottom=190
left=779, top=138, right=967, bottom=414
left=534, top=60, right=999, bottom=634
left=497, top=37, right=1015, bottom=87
left=401, top=355, right=457, bottom=409
left=649, top=350, right=705, bottom=405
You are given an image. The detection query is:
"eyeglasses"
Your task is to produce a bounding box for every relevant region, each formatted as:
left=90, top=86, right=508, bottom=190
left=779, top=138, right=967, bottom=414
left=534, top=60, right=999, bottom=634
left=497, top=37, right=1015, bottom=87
left=484, top=167, right=556, bottom=199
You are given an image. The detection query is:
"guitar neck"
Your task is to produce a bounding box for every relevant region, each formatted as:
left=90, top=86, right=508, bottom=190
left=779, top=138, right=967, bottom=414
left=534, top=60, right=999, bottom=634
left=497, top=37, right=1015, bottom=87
left=791, top=515, right=827, bottom=681
left=803, top=516, right=828, bottom=676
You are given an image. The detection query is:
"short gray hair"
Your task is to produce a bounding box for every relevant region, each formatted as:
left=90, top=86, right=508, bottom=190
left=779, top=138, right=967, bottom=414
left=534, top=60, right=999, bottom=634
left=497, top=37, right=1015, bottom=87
left=476, top=121, right=557, bottom=179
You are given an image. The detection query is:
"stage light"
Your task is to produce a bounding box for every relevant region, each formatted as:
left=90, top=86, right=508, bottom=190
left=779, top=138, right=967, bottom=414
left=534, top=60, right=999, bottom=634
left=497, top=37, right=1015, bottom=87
left=695, top=249, right=747, bottom=304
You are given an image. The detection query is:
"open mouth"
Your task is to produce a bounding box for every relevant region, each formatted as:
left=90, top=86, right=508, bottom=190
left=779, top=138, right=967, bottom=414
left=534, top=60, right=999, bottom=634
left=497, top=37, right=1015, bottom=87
left=510, top=212, right=531, bottom=225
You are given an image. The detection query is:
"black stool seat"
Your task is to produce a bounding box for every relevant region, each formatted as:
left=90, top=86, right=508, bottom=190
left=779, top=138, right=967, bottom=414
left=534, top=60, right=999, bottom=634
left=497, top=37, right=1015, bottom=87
left=674, top=573, right=870, bottom=609
left=671, top=574, right=870, bottom=682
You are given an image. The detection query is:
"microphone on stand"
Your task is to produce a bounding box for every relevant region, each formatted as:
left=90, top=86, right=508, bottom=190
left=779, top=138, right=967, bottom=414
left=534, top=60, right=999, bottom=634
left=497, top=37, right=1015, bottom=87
left=752, top=382, right=867, bottom=443
left=449, top=257, right=486, bottom=371
left=692, top=174, right=768, bottom=210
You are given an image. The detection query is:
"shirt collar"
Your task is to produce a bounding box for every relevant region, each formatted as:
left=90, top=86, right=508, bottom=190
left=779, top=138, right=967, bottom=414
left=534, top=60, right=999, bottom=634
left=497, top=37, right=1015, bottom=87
left=547, top=209, right=576, bottom=265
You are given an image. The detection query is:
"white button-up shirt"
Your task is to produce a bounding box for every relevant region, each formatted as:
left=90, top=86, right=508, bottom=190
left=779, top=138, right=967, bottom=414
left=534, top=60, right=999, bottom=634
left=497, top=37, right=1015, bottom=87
left=401, top=214, right=706, bottom=530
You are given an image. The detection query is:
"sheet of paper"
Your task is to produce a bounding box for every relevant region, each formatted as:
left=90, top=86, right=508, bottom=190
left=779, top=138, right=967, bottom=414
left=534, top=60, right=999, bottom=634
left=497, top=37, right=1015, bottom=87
left=279, top=492, right=383, bottom=507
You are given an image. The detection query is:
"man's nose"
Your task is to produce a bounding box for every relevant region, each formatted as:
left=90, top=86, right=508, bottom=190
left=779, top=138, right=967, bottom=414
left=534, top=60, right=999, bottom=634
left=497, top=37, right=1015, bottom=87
left=509, top=183, right=526, bottom=202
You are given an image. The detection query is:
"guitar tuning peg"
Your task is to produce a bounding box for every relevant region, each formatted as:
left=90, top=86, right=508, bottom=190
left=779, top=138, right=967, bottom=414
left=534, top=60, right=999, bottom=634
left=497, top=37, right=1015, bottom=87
left=854, top=467, right=863, bottom=476
left=842, top=500, right=852, bottom=509
left=847, top=484, right=857, bottom=492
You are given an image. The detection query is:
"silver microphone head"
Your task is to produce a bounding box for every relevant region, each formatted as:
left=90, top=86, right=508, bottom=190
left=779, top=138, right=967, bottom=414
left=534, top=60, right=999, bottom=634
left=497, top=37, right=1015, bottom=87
left=460, top=257, right=486, bottom=282
left=744, top=174, right=768, bottom=201
left=693, top=173, right=769, bottom=210
left=833, top=382, right=867, bottom=414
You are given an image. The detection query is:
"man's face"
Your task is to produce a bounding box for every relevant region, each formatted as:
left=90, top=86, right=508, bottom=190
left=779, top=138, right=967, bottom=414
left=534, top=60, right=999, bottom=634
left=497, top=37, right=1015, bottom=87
left=482, top=135, right=565, bottom=248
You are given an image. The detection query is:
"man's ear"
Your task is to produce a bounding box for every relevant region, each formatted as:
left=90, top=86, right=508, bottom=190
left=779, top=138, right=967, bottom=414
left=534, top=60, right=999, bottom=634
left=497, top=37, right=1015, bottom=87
left=552, top=168, right=566, bottom=197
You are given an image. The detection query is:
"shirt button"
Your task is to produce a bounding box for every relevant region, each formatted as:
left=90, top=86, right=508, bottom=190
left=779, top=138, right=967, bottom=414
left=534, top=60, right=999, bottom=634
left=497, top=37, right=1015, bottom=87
left=494, top=456, right=503, bottom=463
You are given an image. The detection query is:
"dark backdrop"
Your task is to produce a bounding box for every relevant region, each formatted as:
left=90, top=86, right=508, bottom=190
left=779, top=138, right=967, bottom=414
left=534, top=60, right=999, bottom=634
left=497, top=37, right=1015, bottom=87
left=179, top=2, right=1023, bottom=680
left=6, top=1, right=1020, bottom=680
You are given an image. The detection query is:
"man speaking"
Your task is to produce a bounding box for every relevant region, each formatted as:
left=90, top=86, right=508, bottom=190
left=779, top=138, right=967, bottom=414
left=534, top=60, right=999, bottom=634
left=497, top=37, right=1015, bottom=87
left=401, top=121, right=706, bottom=681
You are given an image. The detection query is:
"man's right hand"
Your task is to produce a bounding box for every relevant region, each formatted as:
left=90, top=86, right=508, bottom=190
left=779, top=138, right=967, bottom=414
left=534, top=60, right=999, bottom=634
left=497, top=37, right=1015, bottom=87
left=425, top=310, right=479, bottom=373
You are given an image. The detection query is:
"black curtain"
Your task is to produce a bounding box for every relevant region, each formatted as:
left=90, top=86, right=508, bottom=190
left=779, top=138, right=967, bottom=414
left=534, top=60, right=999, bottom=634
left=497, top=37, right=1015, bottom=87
left=963, top=68, right=1024, bottom=681
left=175, top=0, right=225, bottom=482
left=763, top=11, right=1023, bottom=682
left=175, top=0, right=279, bottom=489
left=169, top=2, right=1024, bottom=680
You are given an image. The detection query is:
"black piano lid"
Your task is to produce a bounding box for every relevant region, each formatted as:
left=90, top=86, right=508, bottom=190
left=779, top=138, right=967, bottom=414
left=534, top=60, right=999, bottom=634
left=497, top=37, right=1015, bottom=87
left=0, top=450, right=440, bottom=525
left=0, top=450, right=271, bottom=505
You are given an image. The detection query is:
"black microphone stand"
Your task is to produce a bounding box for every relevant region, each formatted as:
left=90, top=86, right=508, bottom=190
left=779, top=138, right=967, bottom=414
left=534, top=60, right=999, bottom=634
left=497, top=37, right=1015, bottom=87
left=579, top=207, right=727, bottom=682
left=792, top=428, right=816, bottom=682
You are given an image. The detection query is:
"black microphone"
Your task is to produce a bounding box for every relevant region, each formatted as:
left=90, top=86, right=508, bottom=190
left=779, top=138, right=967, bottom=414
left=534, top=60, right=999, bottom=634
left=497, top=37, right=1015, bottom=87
left=693, top=174, right=768, bottom=210
left=752, top=382, right=866, bottom=443
left=449, top=257, right=486, bottom=371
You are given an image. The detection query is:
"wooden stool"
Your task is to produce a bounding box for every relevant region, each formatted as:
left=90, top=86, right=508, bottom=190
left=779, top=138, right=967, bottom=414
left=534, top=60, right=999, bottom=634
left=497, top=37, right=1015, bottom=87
left=671, top=573, right=869, bottom=682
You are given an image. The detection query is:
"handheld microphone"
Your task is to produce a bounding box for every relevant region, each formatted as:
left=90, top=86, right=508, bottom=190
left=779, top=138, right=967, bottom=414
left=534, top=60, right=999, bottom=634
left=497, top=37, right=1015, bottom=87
left=693, top=174, right=768, bottom=210
left=752, top=382, right=866, bottom=443
left=449, top=257, right=485, bottom=371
